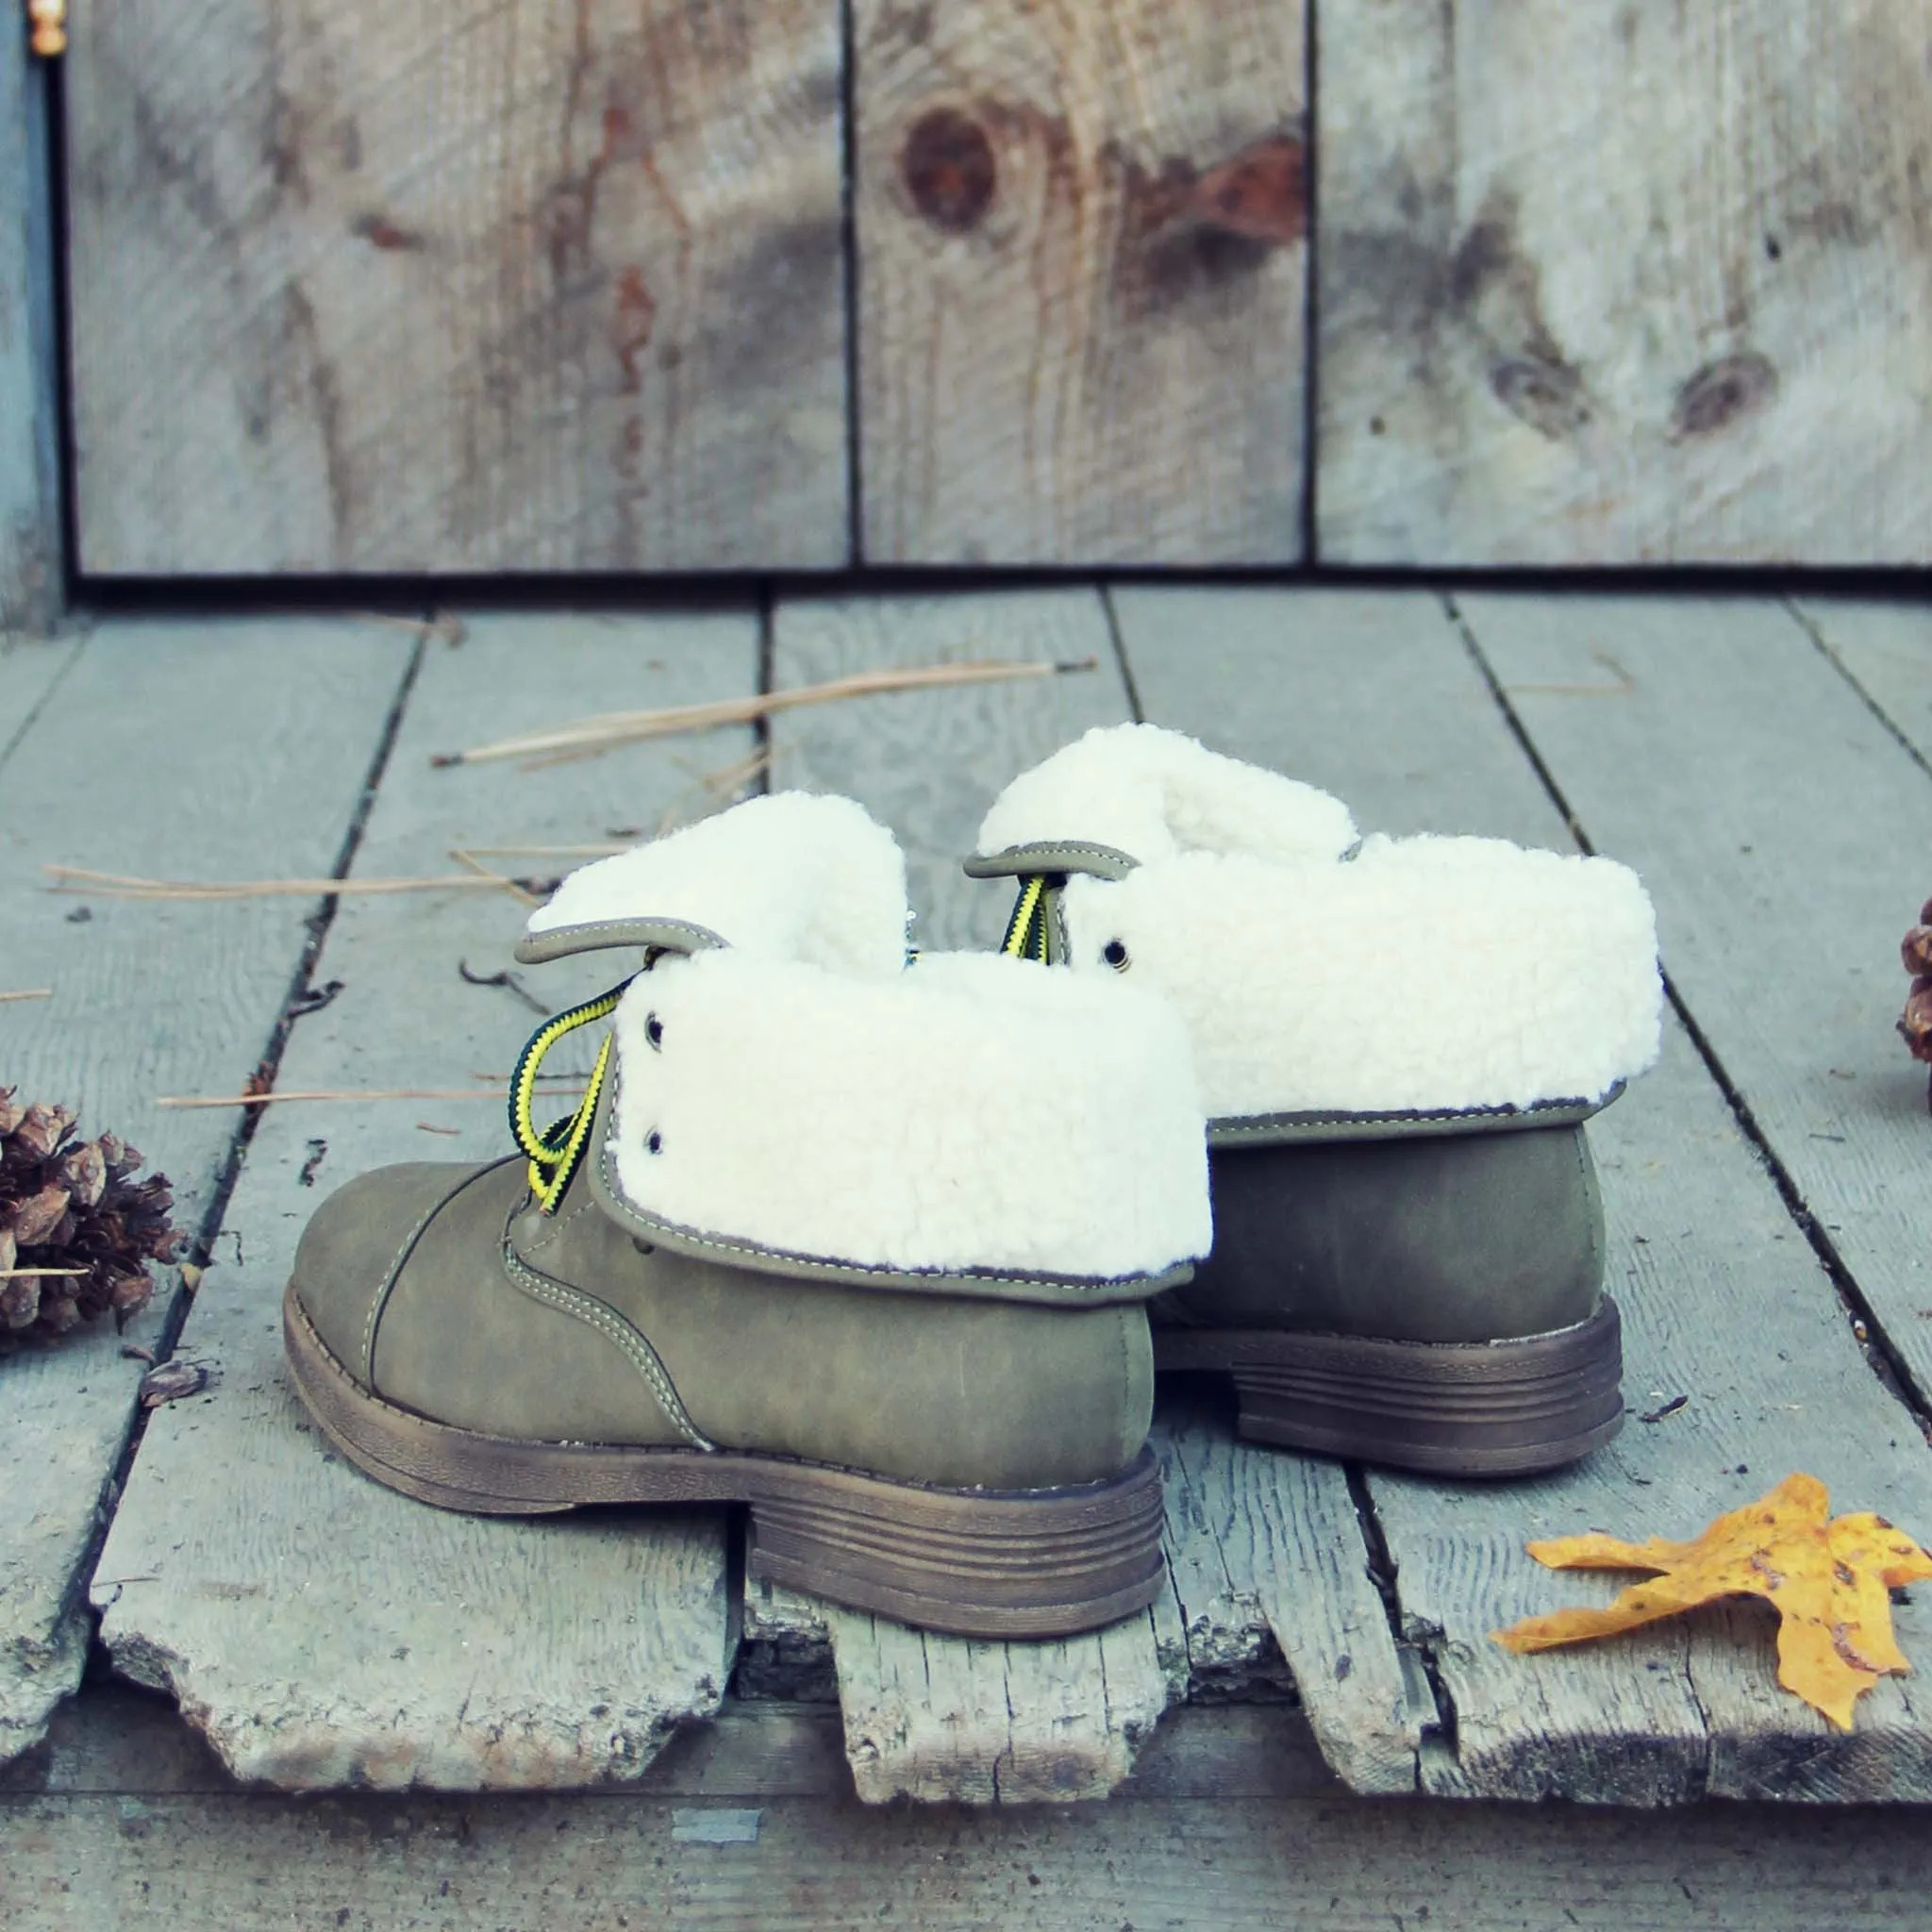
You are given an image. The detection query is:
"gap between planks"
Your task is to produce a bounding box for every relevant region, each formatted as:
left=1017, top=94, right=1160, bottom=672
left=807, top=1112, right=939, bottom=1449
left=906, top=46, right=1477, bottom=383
left=87, top=612, right=763, bottom=1790
left=0, top=618, right=417, bottom=1764
left=1112, top=584, right=1932, bottom=1804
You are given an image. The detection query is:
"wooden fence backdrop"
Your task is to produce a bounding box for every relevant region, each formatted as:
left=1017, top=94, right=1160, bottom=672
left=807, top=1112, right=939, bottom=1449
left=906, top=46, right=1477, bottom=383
left=4, top=0, right=1930, bottom=592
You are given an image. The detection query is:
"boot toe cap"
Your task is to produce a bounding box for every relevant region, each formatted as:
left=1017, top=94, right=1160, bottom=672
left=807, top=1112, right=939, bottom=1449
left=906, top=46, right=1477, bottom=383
left=289, top=1162, right=482, bottom=1382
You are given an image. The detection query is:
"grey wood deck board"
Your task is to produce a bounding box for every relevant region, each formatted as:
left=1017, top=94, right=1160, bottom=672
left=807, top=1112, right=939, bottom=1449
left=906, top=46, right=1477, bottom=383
left=1791, top=597, right=1932, bottom=777
left=0, top=22, right=60, bottom=633
left=770, top=588, right=1132, bottom=949
left=0, top=619, right=412, bottom=1761
left=9, top=1784, right=1932, bottom=1931
left=1114, top=585, right=1932, bottom=1802
left=761, top=587, right=1174, bottom=1803
left=90, top=613, right=755, bottom=1790
left=1152, top=1395, right=1424, bottom=1794
left=0, top=634, right=78, bottom=768
left=1459, top=592, right=1932, bottom=1416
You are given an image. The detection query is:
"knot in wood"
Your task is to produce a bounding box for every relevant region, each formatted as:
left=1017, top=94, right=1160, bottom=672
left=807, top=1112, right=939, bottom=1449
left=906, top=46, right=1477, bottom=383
left=1670, top=353, right=1777, bottom=441
left=1490, top=357, right=1591, bottom=440
left=902, top=108, right=997, bottom=233
left=1190, top=135, right=1307, bottom=247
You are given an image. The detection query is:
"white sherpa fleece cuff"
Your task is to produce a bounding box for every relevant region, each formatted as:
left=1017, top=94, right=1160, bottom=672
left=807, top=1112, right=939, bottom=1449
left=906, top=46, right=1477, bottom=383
left=591, top=948, right=1212, bottom=1297
left=519, top=792, right=909, bottom=976
left=973, top=722, right=1358, bottom=873
left=1057, top=836, right=1662, bottom=1124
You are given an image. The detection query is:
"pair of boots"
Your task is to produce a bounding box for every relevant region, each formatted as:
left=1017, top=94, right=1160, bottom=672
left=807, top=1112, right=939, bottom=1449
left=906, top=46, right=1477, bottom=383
left=284, top=726, right=1661, bottom=1640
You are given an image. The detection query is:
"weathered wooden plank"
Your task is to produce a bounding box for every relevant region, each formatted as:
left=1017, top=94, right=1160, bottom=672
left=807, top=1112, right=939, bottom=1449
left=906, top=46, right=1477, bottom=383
left=10, top=1787, right=1932, bottom=1932
left=0, top=11, right=62, bottom=631
left=1116, top=585, right=1932, bottom=1802
left=65, top=3, right=848, bottom=574
left=1462, top=592, right=1932, bottom=1421
left=0, top=1677, right=1339, bottom=1803
left=1152, top=1394, right=1423, bottom=1794
left=91, top=613, right=756, bottom=1790
left=1317, top=4, right=1932, bottom=564
left=761, top=586, right=1176, bottom=1802
left=0, top=635, right=77, bottom=763
left=855, top=0, right=1307, bottom=563
left=823, top=1608, right=1169, bottom=1805
left=0, top=618, right=412, bottom=1762
left=745, top=1392, right=1420, bottom=1799
left=1793, top=598, right=1932, bottom=772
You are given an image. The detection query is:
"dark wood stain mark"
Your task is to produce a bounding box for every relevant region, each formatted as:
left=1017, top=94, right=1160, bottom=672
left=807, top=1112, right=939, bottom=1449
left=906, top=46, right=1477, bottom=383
left=1448, top=211, right=1514, bottom=310
left=546, top=103, right=635, bottom=287
left=1107, top=126, right=1306, bottom=322
left=1450, top=194, right=1592, bottom=440
left=613, top=415, right=648, bottom=489
left=1118, top=129, right=1307, bottom=253
left=352, top=213, right=426, bottom=253
left=1490, top=356, right=1591, bottom=439
left=902, top=107, right=997, bottom=233
left=262, top=83, right=313, bottom=208
left=1791, top=198, right=1868, bottom=247
left=613, top=266, right=658, bottom=395
left=1669, top=352, right=1777, bottom=440
left=280, top=284, right=352, bottom=551
left=128, top=92, right=233, bottom=244
left=875, top=0, right=934, bottom=46
left=1191, top=135, right=1307, bottom=248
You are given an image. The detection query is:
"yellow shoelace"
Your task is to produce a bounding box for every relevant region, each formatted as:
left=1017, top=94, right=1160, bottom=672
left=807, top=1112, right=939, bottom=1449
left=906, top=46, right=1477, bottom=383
left=1000, top=875, right=1052, bottom=961
left=508, top=979, right=632, bottom=1212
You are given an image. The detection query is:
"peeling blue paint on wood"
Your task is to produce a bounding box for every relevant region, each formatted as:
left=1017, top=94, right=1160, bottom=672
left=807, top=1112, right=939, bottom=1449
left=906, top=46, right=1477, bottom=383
left=1, top=16, right=63, bottom=634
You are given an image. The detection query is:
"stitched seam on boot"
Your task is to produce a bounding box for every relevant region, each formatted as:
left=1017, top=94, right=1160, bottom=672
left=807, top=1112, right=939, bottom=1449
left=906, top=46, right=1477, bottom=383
left=500, top=1220, right=717, bottom=1451
left=977, top=841, right=1140, bottom=874
left=361, top=1159, right=518, bottom=1385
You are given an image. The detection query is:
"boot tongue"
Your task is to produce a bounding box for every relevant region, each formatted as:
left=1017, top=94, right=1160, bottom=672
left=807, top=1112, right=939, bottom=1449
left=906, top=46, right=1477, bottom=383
left=514, top=791, right=911, bottom=974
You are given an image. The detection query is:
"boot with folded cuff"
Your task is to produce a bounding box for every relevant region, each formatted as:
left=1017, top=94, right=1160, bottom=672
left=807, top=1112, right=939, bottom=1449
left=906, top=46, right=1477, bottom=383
left=284, top=793, right=1211, bottom=1637
left=967, top=724, right=1664, bottom=1476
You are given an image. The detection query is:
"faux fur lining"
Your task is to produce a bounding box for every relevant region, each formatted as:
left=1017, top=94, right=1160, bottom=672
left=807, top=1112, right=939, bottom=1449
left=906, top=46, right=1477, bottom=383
left=1054, top=836, right=1661, bottom=1119
left=524, top=792, right=909, bottom=977
left=974, top=723, right=1357, bottom=870
left=591, top=1137, right=1195, bottom=1307
left=597, top=948, right=1212, bottom=1293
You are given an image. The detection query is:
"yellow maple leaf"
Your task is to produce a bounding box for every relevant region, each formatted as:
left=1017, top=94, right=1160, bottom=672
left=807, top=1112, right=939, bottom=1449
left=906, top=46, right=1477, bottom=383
left=1492, top=1474, right=1932, bottom=1730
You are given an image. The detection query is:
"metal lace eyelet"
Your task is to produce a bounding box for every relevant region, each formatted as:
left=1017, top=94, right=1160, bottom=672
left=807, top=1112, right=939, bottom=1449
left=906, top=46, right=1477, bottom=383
left=1102, top=939, right=1129, bottom=971
left=644, top=1013, right=663, bottom=1049
left=645, top=1130, right=663, bottom=1155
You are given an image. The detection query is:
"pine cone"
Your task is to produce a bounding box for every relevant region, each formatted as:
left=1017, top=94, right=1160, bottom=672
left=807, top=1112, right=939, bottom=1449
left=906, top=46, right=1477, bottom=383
left=0, top=1088, right=183, bottom=1352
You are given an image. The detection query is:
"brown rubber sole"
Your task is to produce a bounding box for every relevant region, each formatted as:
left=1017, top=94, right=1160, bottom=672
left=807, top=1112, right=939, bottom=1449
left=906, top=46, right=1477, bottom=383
left=284, top=1287, right=1164, bottom=1640
left=1153, top=1298, right=1624, bottom=1476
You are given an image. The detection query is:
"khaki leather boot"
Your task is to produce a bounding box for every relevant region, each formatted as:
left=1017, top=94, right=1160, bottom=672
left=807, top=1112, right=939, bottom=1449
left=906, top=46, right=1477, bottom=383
left=967, top=725, right=1663, bottom=1476
left=285, top=795, right=1210, bottom=1636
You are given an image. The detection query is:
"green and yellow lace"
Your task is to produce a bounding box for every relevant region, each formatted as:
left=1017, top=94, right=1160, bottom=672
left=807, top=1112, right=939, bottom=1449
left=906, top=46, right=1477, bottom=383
left=507, top=978, right=631, bottom=1213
